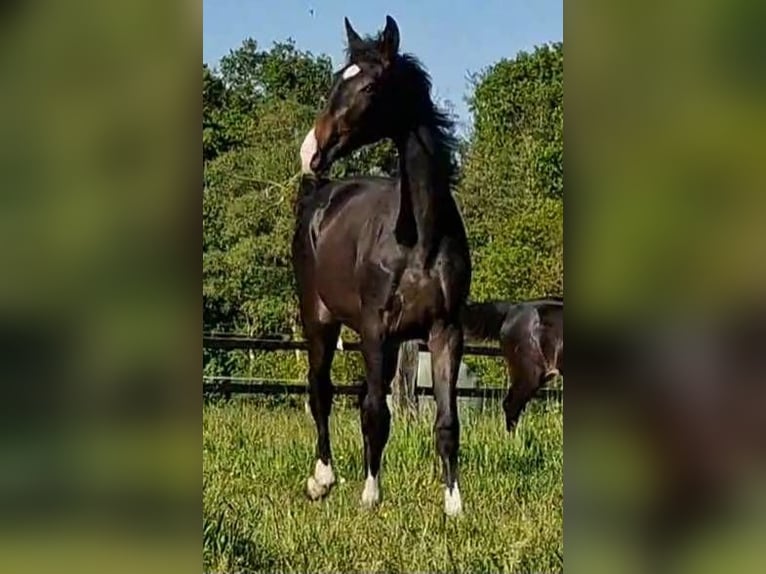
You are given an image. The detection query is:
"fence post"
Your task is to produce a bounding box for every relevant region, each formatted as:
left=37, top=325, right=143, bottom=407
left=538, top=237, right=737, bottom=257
left=392, top=340, right=418, bottom=417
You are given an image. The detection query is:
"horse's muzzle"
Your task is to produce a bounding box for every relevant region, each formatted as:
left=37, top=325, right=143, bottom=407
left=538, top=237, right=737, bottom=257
left=309, top=150, right=328, bottom=173
left=311, top=132, right=348, bottom=173
left=310, top=146, right=340, bottom=174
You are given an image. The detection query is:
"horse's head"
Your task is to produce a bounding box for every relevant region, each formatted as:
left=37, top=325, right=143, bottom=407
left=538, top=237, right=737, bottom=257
left=306, top=15, right=406, bottom=173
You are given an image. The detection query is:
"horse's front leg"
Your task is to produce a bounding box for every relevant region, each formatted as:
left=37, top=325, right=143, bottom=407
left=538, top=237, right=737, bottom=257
left=429, top=321, right=463, bottom=517
left=304, top=321, right=341, bottom=500
left=358, top=332, right=399, bottom=508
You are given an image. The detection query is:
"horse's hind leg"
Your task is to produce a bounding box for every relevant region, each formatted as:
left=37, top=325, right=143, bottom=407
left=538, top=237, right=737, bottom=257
left=503, top=345, right=545, bottom=433
left=429, top=321, right=463, bottom=517
left=358, top=335, right=398, bottom=508
left=305, top=320, right=341, bottom=500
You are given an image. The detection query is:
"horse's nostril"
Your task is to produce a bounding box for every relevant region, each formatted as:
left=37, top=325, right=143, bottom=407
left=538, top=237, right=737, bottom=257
left=310, top=151, right=322, bottom=172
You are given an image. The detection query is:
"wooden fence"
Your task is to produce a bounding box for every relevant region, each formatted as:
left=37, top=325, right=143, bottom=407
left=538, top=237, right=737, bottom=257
left=204, top=333, right=503, bottom=356
left=203, top=333, right=563, bottom=403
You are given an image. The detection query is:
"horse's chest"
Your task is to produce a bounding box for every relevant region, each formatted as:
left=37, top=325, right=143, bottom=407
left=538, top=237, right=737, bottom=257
left=383, top=269, right=443, bottom=334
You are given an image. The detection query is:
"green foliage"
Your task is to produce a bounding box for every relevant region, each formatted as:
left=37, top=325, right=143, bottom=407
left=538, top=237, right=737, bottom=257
left=467, top=195, right=563, bottom=301
left=202, top=38, right=563, bottom=380
left=203, top=39, right=333, bottom=161
left=460, top=42, right=563, bottom=302
left=218, top=38, right=334, bottom=110
left=203, top=97, right=312, bottom=379
left=203, top=98, right=310, bottom=332
left=467, top=42, right=563, bottom=200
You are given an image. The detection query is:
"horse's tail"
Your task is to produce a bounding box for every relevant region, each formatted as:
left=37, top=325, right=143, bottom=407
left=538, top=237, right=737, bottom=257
left=461, top=301, right=514, bottom=342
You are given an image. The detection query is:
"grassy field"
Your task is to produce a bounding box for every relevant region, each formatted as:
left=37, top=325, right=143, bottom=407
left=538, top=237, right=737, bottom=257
left=203, top=395, right=563, bottom=573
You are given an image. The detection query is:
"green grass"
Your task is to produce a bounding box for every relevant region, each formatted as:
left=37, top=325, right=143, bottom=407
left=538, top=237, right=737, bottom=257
left=203, top=396, right=562, bottom=573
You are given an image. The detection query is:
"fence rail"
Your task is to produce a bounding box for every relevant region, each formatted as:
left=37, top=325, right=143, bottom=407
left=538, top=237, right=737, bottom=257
left=203, top=333, right=504, bottom=357
left=202, top=377, right=562, bottom=401
left=202, top=333, right=562, bottom=402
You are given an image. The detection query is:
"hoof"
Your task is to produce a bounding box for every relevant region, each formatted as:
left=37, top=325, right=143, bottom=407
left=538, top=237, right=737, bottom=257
left=360, top=475, right=380, bottom=508
left=544, top=368, right=560, bottom=381
left=444, top=484, right=463, bottom=517
left=306, top=476, right=332, bottom=500
left=306, top=459, right=335, bottom=500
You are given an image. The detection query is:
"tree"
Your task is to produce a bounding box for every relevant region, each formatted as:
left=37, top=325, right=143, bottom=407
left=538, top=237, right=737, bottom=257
left=204, top=99, right=311, bottom=334
left=218, top=38, right=334, bottom=110
left=203, top=39, right=334, bottom=162
left=465, top=42, right=563, bottom=201
left=458, top=43, right=563, bottom=302
left=203, top=64, right=230, bottom=161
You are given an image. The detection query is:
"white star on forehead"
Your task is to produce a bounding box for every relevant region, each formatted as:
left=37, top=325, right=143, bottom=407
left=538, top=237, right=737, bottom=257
left=342, top=64, right=362, bottom=80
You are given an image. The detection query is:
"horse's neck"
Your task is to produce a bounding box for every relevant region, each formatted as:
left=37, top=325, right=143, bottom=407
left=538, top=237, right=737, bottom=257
left=395, top=124, right=451, bottom=265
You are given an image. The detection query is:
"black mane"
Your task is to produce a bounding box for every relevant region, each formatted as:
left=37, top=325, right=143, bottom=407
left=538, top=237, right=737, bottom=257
left=394, top=54, right=460, bottom=189
left=345, top=38, right=460, bottom=189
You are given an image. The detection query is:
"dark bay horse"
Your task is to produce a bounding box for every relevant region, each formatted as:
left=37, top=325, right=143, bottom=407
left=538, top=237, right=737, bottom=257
left=462, top=297, right=563, bottom=431
left=292, top=16, right=471, bottom=515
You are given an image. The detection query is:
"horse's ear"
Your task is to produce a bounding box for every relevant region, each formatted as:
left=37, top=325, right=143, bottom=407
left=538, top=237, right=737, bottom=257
left=344, top=17, right=363, bottom=51
left=379, top=15, right=400, bottom=65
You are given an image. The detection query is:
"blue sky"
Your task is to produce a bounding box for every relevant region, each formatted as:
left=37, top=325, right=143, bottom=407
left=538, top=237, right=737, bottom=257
left=203, top=0, right=562, bottom=131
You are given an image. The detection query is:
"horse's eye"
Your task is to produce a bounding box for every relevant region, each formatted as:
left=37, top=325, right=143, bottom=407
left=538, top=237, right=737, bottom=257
left=361, top=83, right=375, bottom=94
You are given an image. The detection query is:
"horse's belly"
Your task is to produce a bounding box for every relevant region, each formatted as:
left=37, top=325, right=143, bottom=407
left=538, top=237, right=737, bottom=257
left=314, top=244, right=361, bottom=329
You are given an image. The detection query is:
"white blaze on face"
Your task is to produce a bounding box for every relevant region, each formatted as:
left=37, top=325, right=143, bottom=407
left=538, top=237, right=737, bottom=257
left=342, top=64, right=362, bottom=80
left=300, top=127, right=318, bottom=174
